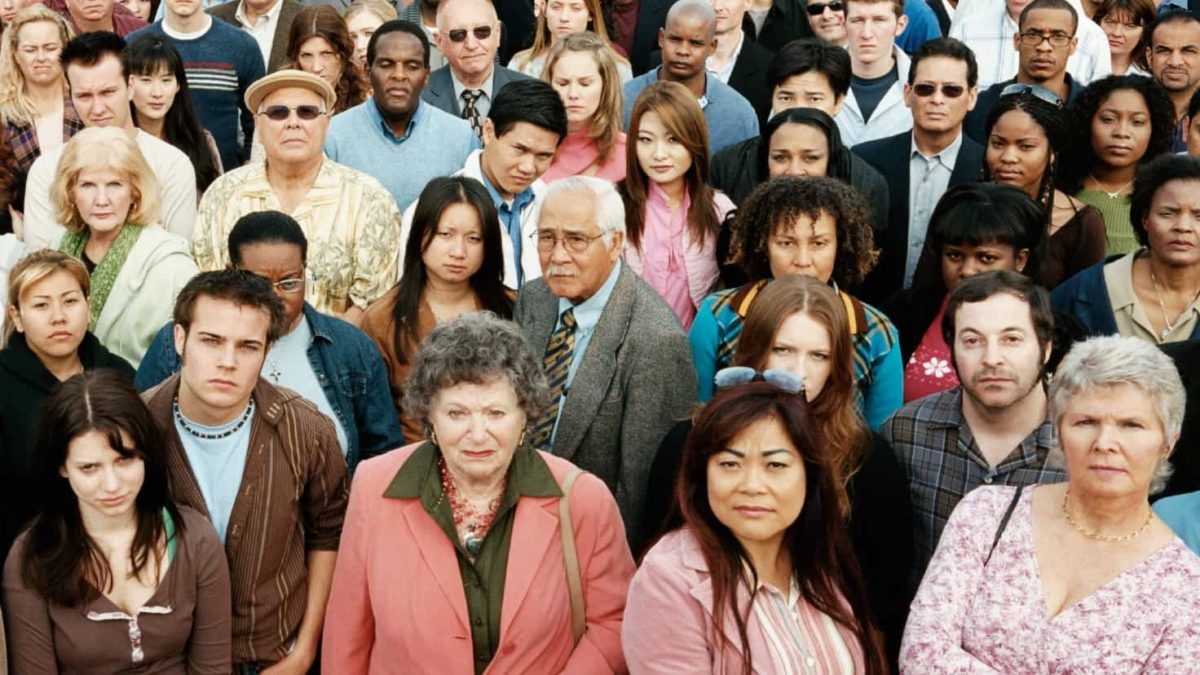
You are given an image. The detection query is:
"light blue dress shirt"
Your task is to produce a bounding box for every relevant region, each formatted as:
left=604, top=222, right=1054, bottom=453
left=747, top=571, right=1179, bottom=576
left=550, top=260, right=623, bottom=441
left=906, top=133, right=963, bottom=286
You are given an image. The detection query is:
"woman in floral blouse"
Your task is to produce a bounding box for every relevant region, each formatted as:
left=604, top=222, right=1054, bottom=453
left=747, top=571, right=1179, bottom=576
left=901, top=335, right=1200, bottom=672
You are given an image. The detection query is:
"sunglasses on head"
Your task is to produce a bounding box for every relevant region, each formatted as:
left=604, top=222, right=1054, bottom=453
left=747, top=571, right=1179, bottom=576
left=447, top=25, right=493, bottom=42
left=912, top=83, right=967, bottom=98
left=714, top=367, right=805, bottom=395
left=999, top=82, right=1063, bottom=107
left=806, top=0, right=843, bottom=15
left=258, top=104, right=326, bottom=121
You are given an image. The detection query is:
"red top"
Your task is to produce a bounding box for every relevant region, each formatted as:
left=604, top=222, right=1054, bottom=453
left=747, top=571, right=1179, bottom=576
left=903, top=294, right=959, bottom=403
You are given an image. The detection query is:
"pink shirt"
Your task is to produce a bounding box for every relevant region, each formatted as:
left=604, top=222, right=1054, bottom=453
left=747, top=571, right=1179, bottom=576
left=903, top=294, right=958, bottom=403
left=542, top=130, right=628, bottom=183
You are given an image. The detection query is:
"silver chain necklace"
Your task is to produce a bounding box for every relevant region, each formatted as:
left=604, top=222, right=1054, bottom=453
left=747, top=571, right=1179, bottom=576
left=1087, top=173, right=1134, bottom=199
left=1149, top=260, right=1200, bottom=340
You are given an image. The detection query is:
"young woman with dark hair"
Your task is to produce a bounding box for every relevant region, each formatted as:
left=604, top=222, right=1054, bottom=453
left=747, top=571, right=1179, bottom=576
left=625, top=380, right=888, bottom=674
left=3, top=369, right=231, bottom=673
left=359, top=175, right=514, bottom=442
left=122, top=34, right=220, bottom=195
left=286, top=5, right=369, bottom=115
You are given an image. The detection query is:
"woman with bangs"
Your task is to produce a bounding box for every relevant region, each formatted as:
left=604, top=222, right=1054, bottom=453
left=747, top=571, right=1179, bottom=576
left=541, top=32, right=628, bottom=183
left=4, top=369, right=231, bottom=673
left=509, top=0, right=632, bottom=80
left=624, top=379, right=888, bottom=674
left=688, top=176, right=901, bottom=430
left=621, top=81, right=732, bottom=329
left=1094, top=0, right=1155, bottom=77
left=360, top=176, right=514, bottom=442
left=286, top=5, right=369, bottom=115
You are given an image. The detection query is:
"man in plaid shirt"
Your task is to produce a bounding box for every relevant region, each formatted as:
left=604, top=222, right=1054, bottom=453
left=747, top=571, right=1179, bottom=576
left=883, top=271, right=1067, bottom=589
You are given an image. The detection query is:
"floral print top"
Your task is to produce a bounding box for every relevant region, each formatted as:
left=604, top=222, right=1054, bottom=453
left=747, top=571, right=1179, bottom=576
left=901, top=486, right=1200, bottom=673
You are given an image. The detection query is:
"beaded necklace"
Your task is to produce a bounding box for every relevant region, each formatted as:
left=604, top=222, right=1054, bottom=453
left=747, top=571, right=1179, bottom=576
left=437, top=457, right=504, bottom=557
left=173, top=397, right=255, bottom=440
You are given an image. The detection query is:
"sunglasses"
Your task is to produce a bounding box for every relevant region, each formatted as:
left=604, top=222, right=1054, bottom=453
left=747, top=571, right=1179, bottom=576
left=999, top=82, right=1063, bottom=107
left=447, top=25, right=493, bottom=42
left=912, top=83, right=967, bottom=98
left=713, top=367, right=805, bottom=395
left=806, top=1, right=843, bottom=15
left=258, top=104, right=326, bottom=121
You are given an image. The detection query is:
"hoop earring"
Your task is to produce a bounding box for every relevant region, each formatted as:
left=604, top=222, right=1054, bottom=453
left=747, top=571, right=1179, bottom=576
left=430, top=429, right=439, bottom=447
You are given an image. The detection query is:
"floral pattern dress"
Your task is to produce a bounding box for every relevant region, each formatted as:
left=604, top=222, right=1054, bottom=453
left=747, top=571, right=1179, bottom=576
left=901, top=486, right=1200, bottom=673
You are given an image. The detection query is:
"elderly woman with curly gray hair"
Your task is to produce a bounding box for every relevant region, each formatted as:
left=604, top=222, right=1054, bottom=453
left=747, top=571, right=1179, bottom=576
left=321, top=311, right=635, bottom=673
left=901, top=335, right=1200, bottom=673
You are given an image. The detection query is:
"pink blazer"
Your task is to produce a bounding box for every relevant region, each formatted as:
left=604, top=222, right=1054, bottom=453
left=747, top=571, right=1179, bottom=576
left=322, top=442, right=636, bottom=674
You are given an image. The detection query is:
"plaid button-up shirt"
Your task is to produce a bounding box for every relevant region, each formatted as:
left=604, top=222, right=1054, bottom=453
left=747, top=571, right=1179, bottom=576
left=882, top=387, right=1066, bottom=587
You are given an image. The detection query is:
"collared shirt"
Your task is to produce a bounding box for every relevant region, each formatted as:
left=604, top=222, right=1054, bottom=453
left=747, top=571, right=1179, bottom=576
left=550, top=260, right=622, bottom=441
left=451, top=68, right=497, bottom=120
left=706, top=32, right=744, bottom=84
left=192, top=157, right=401, bottom=314
left=1103, top=252, right=1200, bottom=344
left=479, top=168, right=536, bottom=287
left=383, top=441, right=561, bottom=673
left=623, top=69, right=759, bottom=154
left=906, top=132, right=963, bottom=285
left=948, top=0, right=1111, bottom=90
left=640, top=183, right=695, bottom=327
left=881, top=387, right=1066, bottom=586
left=234, top=0, right=283, bottom=70
left=750, top=578, right=863, bottom=673
left=261, top=315, right=349, bottom=453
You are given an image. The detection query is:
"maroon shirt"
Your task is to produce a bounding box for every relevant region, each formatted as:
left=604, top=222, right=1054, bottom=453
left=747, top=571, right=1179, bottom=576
left=41, top=0, right=148, bottom=37
left=613, top=0, right=640, bottom=56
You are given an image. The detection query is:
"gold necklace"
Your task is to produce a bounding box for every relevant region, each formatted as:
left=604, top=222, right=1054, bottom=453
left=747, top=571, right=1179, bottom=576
left=1148, top=259, right=1200, bottom=340
left=1087, top=172, right=1134, bottom=199
left=1061, top=489, right=1154, bottom=543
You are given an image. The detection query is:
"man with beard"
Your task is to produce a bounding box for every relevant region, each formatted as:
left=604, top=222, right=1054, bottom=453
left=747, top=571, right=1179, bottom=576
left=882, top=271, right=1067, bottom=588
left=326, top=20, right=477, bottom=212
left=1147, top=10, right=1200, bottom=153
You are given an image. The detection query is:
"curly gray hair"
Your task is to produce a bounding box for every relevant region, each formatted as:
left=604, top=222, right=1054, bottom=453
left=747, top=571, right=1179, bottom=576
left=402, top=312, right=551, bottom=435
left=1048, top=335, right=1186, bottom=494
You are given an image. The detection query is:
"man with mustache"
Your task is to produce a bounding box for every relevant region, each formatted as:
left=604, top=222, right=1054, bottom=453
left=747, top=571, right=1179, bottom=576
left=514, top=175, right=696, bottom=546
left=882, top=271, right=1066, bottom=589
left=1147, top=10, right=1200, bottom=153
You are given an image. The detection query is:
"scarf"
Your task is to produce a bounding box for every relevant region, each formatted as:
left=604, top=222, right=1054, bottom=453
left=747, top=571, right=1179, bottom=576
left=59, top=223, right=143, bottom=329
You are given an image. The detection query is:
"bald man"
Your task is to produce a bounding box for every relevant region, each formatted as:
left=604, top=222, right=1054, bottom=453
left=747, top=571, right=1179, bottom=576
left=420, top=0, right=531, bottom=136
left=622, top=0, right=758, bottom=154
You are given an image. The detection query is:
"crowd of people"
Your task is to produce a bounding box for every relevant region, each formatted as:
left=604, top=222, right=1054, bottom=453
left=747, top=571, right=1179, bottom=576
left=1, top=0, right=1200, bottom=671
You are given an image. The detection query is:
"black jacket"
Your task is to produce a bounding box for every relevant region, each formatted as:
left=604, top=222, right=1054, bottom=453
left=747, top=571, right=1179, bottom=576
left=0, top=332, right=133, bottom=558
left=741, top=0, right=811, bottom=53
left=1160, top=339, right=1200, bottom=500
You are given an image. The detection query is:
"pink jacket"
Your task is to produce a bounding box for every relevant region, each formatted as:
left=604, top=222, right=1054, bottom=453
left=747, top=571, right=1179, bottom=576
left=322, top=442, right=636, bottom=674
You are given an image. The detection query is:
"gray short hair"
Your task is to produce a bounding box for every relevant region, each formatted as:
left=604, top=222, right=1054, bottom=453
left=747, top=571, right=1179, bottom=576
left=1048, top=336, right=1186, bottom=494
left=402, top=312, right=550, bottom=435
left=540, top=175, right=627, bottom=245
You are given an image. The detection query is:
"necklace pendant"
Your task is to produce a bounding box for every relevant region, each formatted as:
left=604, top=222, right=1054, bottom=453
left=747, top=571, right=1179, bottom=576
left=465, top=534, right=483, bottom=556
left=1161, top=327, right=1172, bottom=340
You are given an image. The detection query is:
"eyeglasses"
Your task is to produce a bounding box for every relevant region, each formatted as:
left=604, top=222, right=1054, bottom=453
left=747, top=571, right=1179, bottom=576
left=714, top=367, right=805, bottom=395
left=533, top=230, right=606, bottom=253
left=912, top=83, right=967, bottom=98
left=269, top=277, right=306, bottom=294
left=447, top=25, right=493, bottom=42
left=257, top=105, right=327, bottom=121
left=1018, top=30, right=1073, bottom=48
left=805, top=1, right=843, bottom=16
left=999, top=82, right=1063, bottom=107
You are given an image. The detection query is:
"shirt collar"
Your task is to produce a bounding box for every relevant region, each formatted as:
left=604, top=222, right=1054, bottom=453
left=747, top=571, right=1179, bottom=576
left=236, top=0, right=282, bottom=28
left=161, top=13, right=212, bottom=39
left=705, top=32, right=744, bottom=78
left=1106, top=251, right=1139, bottom=312
left=369, top=98, right=426, bottom=143
left=383, top=441, right=562, bottom=500
left=910, top=131, right=965, bottom=167
left=478, top=160, right=535, bottom=210
left=557, top=259, right=622, bottom=326
left=451, top=67, right=495, bottom=102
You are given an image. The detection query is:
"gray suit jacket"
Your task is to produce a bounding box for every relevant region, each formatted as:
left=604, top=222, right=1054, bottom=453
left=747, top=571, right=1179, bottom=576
left=209, top=0, right=304, bottom=73
left=515, top=263, right=697, bottom=544
left=420, top=64, right=531, bottom=117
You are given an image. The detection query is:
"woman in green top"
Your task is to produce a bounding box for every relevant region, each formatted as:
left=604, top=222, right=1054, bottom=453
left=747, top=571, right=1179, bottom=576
left=1061, top=75, right=1175, bottom=255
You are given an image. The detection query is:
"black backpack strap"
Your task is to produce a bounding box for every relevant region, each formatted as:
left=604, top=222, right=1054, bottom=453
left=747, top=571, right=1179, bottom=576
left=985, top=485, right=1025, bottom=566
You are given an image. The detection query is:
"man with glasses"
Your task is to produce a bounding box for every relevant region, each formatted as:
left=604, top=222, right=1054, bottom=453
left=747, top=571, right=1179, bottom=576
left=949, top=0, right=1109, bottom=91
left=420, top=0, right=530, bottom=138
left=192, top=70, right=401, bottom=325
left=136, top=210, right=404, bottom=470
left=856, top=37, right=983, bottom=303
left=806, top=0, right=848, bottom=45
left=1147, top=9, right=1200, bottom=153
left=515, top=175, right=696, bottom=545
left=835, top=0, right=913, bottom=147
left=963, top=0, right=1086, bottom=144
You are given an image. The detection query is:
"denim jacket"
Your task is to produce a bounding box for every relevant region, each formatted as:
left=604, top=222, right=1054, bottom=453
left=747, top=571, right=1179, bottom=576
left=135, top=303, right=403, bottom=470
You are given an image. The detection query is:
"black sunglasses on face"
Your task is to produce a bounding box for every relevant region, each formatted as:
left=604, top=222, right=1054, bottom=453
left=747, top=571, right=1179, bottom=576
left=912, top=83, right=967, bottom=98
left=258, top=104, right=326, bottom=121
left=447, top=25, right=493, bottom=42
left=806, top=1, right=843, bottom=15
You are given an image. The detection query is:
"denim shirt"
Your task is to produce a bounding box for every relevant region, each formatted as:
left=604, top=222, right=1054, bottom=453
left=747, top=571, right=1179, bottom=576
left=135, top=303, right=403, bottom=470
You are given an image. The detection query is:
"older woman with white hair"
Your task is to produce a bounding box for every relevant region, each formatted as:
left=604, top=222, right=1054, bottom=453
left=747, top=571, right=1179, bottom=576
left=901, top=335, right=1200, bottom=672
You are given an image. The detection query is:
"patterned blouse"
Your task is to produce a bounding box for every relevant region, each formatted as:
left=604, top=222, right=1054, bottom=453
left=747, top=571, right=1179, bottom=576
left=901, top=486, right=1200, bottom=673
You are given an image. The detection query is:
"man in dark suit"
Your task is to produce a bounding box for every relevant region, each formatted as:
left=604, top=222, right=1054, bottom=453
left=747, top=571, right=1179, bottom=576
left=208, top=0, right=303, bottom=72
left=710, top=0, right=774, bottom=123
left=856, top=37, right=984, bottom=305
left=515, top=176, right=697, bottom=544
left=419, top=0, right=530, bottom=136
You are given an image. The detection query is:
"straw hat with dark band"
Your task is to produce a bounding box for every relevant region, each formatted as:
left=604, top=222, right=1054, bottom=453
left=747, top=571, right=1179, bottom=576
left=244, top=69, right=337, bottom=113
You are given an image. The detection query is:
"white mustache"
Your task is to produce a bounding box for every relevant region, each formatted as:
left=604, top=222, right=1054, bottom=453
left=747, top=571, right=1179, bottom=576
left=546, top=266, right=579, bottom=277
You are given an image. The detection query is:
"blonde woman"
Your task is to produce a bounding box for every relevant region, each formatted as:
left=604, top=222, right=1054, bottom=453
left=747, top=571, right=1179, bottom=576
left=50, top=127, right=196, bottom=367
left=345, top=0, right=397, bottom=73
left=541, top=32, right=627, bottom=182
left=508, top=0, right=632, bottom=81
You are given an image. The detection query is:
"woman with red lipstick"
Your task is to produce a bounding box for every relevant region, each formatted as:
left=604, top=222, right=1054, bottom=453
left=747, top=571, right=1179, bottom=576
left=1060, top=75, right=1175, bottom=254
left=0, top=251, right=133, bottom=565
left=621, top=81, right=733, bottom=330
left=4, top=369, right=232, bottom=673
left=624, top=380, right=887, bottom=674
left=902, top=335, right=1200, bottom=672
left=541, top=32, right=628, bottom=183
left=360, top=175, right=514, bottom=442
left=1095, top=0, right=1154, bottom=77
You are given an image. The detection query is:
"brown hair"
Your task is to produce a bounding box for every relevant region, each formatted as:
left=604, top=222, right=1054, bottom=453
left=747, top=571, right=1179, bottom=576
left=1093, top=0, right=1156, bottom=72
left=676, top=383, right=887, bottom=675
left=4, top=250, right=90, bottom=347
left=542, top=32, right=624, bottom=166
left=287, top=5, right=369, bottom=114
left=516, top=0, right=628, bottom=68
left=621, top=81, right=721, bottom=251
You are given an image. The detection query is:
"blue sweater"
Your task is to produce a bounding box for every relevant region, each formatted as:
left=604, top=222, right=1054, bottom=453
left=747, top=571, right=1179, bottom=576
left=622, top=69, right=759, bottom=155
left=131, top=19, right=265, bottom=169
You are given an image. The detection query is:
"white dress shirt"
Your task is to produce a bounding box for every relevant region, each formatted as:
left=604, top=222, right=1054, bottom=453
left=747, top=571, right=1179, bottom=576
left=706, top=32, right=745, bottom=84
left=235, top=0, right=284, bottom=71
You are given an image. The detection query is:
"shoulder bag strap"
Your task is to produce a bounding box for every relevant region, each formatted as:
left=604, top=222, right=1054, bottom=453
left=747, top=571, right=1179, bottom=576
left=558, top=466, right=587, bottom=645
left=985, top=485, right=1025, bottom=566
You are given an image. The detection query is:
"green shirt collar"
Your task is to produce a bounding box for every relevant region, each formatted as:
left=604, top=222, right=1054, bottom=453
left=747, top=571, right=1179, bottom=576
left=383, top=441, right=562, bottom=501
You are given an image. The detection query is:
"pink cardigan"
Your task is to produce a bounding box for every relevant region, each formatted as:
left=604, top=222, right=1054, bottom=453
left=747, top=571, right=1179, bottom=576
left=322, top=442, right=635, bottom=674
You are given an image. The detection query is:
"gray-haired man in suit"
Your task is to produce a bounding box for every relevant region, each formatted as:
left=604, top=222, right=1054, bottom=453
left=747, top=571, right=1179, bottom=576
left=515, top=176, right=698, bottom=544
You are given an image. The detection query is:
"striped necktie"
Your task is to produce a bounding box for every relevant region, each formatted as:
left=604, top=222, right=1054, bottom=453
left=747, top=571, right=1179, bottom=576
left=529, top=309, right=576, bottom=450
left=461, top=89, right=484, bottom=139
